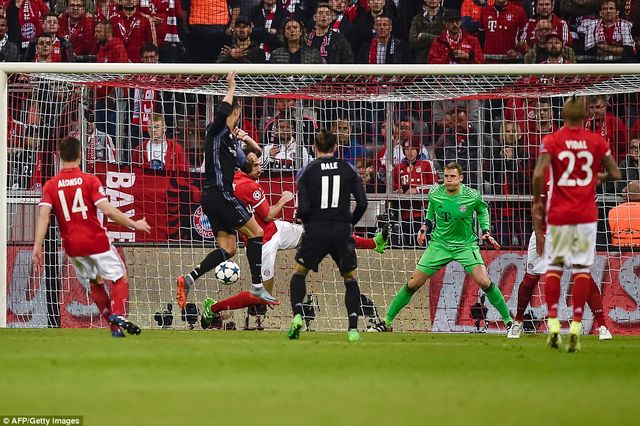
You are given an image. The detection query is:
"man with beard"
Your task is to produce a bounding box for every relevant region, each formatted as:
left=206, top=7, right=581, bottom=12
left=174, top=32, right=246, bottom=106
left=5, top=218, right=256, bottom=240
left=542, top=31, right=569, bottom=63
left=109, top=0, right=155, bottom=62
left=307, top=3, right=352, bottom=64
left=524, top=19, right=575, bottom=64
left=95, top=20, right=128, bottom=62
left=217, top=15, right=266, bottom=63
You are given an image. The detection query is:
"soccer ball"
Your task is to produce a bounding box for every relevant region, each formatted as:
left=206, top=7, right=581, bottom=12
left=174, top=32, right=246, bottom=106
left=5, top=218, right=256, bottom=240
left=214, top=261, right=240, bottom=285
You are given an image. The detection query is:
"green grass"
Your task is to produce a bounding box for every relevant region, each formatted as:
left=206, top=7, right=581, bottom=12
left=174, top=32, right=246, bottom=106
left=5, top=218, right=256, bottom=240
left=1, top=329, right=639, bottom=426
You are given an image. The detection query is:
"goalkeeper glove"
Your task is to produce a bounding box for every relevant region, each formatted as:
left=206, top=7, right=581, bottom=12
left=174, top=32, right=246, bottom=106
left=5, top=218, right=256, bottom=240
left=417, top=219, right=433, bottom=247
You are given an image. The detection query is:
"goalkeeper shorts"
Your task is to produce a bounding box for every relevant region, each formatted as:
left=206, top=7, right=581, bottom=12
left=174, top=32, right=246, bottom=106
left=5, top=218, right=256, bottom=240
left=416, top=241, right=484, bottom=276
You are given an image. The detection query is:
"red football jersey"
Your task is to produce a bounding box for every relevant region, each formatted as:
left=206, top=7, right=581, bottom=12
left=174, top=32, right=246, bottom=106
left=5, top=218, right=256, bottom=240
left=39, top=167, right=111, bottom=257
left=233, top=171, right=277, bottom=244
left=541, top=126, right=610, bottom=225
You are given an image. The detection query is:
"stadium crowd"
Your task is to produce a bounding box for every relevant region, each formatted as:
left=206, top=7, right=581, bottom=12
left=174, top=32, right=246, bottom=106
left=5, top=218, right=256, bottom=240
left=4, top=0, right=640, bottom=249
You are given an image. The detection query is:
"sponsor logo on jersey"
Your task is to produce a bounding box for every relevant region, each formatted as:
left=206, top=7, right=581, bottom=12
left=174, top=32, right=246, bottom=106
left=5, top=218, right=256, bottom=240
left=459, top=205, right=467, bottom=212
left=193, top=206, right=214, bottom=239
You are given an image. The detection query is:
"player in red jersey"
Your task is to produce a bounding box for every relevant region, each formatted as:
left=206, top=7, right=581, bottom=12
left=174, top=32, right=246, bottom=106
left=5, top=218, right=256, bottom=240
left=200, top=150, right=390, bottom=329
left=508, top=169, right=613, bottom=340
left=31, top=137, right=151, bottom=337
left=532, top=96, right=620, bottom=352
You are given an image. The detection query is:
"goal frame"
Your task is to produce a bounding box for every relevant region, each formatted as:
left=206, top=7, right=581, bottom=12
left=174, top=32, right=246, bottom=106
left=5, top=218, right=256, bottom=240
left=2, top=62, right=640, bottom=328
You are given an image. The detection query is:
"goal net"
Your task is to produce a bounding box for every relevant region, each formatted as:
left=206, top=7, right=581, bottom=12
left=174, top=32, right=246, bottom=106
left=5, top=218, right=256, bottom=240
left=2, top=64, right=640, bottom=334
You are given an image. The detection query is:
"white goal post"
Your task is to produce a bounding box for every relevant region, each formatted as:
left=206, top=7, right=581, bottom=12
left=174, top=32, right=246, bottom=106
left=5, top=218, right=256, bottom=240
left=2, top=63, right=640, bottom=332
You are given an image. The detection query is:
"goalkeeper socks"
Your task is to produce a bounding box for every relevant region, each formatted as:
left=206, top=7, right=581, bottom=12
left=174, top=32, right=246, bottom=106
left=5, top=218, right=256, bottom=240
left=190, top=248, right=229, bottom=282
left=290, top=273, right=307, bottom=317
left=110, top=277, right=129, bottom=316
left=571, top=270, right=591, bottom=323
left=544, top=269, right=562, bottom=318
left=586, top=277, right=606, bottom=328
left=352, top=235, right=375, bottom=250
left=246, top=237, right=263, bottom=286
left=90, top=283, right=111, bottom=321
left=385, top=284, right=416, bottom=324
left=483, top=283, right=512, bottom=324
left=344, top=279, right=361, bottom=330
left=213, top=291, right=257, bottom=313
left=515, top=273, right=539, bottom=322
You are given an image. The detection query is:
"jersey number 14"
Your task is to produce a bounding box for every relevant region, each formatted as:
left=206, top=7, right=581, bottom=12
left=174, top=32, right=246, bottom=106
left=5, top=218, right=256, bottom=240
left=58, top=188, right=89, bottom=221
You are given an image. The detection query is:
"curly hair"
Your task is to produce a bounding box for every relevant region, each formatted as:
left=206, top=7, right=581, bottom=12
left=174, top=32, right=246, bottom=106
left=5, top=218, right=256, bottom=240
left=278, top=16, right=308, bottom=46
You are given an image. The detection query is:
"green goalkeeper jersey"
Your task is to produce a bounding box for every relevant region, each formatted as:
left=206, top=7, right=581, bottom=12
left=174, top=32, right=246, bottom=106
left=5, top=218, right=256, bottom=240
left=425, top=183, right=490, bottom=248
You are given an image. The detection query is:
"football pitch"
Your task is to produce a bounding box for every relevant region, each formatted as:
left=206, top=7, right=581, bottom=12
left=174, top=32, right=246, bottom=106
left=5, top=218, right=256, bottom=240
left=1, top=329, right=639, bottom=426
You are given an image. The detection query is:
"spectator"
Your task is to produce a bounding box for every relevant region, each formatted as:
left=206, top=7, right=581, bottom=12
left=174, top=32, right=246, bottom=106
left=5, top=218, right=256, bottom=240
left=139, top=0, right=182, bottom=62
left=110, top=0, right=156, bottom=62
left=26, top=13, right=74, bottom=61
left=379, top=118, right=431, bottom=167
left=350, top=0, right=396, bottom=58
left=328, top=0, right=353, bottom=41
left=408, top=0, right=445, bottom=63
left=7, top=125, right=42, bottom=190
left=519, top=0, right=571, bottom=52
left=608, top=180, right=640, bottom=247
left=32, top=32, right=54, bottom=62
left=307, top=3, right=353, bottom=64
left=525, top=98, right=557, bottom=161
left=585, top=94, right=628, bottom=162
left=250, top=0, right=289, bottom=61
left=461, top=0, right=493, bottom=33
left=524, top=19, right=576, bottom=63
left=185, top=0, right=239, bottom=62
left=541, top=31, right=571, bottom=63
left=269, top=16, right=322, bottom=63
left=479, top=0, right=527, bottom=62
left=357, top=14, right=411, bottom=64
left=263, top=97, right=317, bottom=147
left=58, top=0, right=96, bottom=56
left=217, top=15, right=266, bottom=63
left=356, top=155, right=385, bottom=193
left=261, top=116, right=313, bottom=170
left=434, top=108, right=491, bottom=186
left=391, top=138, right=438, bottom=246
left=132, top=112, right=190, bottom=171
left=95, top=0, right=118, bottom=21
left=579, top=0, right=634, bottom=62
left=432, top=98, right=481, bottom=130
left=95, top=20, right=129, bottom=62
left=428, top=9, right=484, bottom=64
left=484, top=120, right=530, bottom=246
left=617, top=138, right=640, bottom=192
left=0, top=0, right=50, bottom=53
left=0, top=15, right=20, bottom=61
left=332, top=117, right=366, bottom=164
left=70, top=110, right=117, bottom=171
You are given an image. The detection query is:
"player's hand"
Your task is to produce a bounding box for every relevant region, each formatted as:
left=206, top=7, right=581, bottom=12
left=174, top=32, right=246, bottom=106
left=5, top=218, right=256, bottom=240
left=234, top=127, right=248, bottom=140
left=482, top=231, right=501, bottom=251
left=134, top=217, right=151, bottom=234
left=280, top=190, right=295, bottom=204
left=417, top=225, right=428, bottom=246
left=226, top=71, right=236, bottom=87
left=534, top=231, right=545, bottom=257
left=269, top=146, right=280, bottom=158
left=31, top=247, right=43, bottom=268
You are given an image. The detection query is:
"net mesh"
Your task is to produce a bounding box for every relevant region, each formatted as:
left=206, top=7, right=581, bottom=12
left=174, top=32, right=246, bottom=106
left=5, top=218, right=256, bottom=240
left=4, top=71, right=640, bottom=334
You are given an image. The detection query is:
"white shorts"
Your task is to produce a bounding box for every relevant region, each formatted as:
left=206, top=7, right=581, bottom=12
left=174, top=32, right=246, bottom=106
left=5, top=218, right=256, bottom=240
left=70, top=245, right=126, bottom=282
left=261, top=220, right=304, bottom=281
left=526, top=232, right=549, bottom=275
left=545, top=223, right=597, bottom=267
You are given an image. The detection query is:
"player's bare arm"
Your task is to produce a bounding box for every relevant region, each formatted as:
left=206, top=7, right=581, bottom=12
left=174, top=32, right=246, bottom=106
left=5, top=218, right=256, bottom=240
left=31, top=205, right=52, bottom=266
left=234, top=127, right=262, bottom=154
left=98, top=201, right=151, bottom=234
left=598, top=155, right=622, bottom=184
left=266, top=191, right=295, bottom=221
left=532, top=152, right=551, bottom=230
left=223, top=71, right=236, bottom=104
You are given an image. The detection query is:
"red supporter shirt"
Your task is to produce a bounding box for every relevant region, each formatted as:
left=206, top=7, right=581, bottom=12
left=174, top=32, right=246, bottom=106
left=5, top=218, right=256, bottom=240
left=109, top=10, right=155, bottom=62
left=541, top=126, right=610, bottom=226
left=58, top=12, right=96, bottom=55
left=428, top=31, right=485, bottom=64
left=96, top=36, right=129, bottom=62
left=520, top=15, right=571, bottom=51
left=39, top=167, right=111, bottom=257
left=233, top=171, right=277, bottom=244
left=131, top=139, right=189, bottom=172
left=479, top=2, right=527, bottom=56
left=1, top=0, right=49, bottom=48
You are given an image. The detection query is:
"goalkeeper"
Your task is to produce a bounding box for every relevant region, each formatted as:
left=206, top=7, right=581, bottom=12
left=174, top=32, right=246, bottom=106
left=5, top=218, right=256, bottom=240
left=370, top=162, right=513, bottom=333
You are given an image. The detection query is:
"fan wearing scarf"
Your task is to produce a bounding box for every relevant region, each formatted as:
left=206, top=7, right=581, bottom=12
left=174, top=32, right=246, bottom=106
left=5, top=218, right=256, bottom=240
left=307, top=2, right=353, bottom=63
left=579, top=0, right=634, bottom=61
left=356, top=13, right=411, bottom=63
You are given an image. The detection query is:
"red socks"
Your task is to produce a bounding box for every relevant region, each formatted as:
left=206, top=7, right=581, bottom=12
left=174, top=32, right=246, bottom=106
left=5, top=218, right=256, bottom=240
left=544, top=270, right=562, bottom=318
left=110, top=277, right=129, bottom=316
left=515, top=273, right=539, bottom=322
left=352, top=235, right=375, bottom=250
left=571, top=271, right=591, bottom=323
left=212, top=291, right=260, bottom=313
left=586, top=277, right=606, bottom=328
left=90, top=283, right=111, bottom=321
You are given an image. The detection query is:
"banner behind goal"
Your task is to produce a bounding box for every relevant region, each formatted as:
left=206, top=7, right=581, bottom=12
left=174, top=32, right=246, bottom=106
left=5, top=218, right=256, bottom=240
left=2, top=64, right=640, bottom=334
